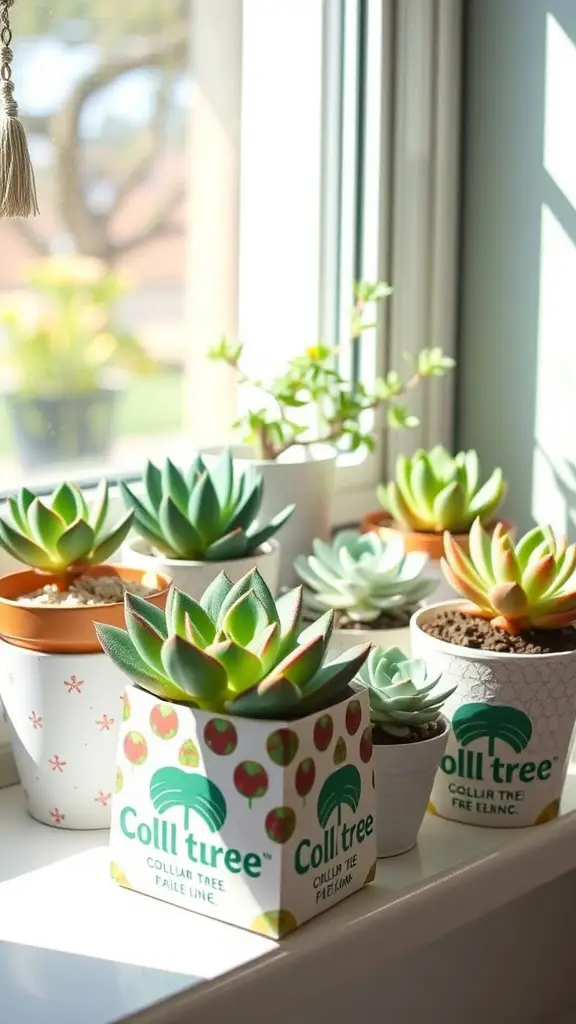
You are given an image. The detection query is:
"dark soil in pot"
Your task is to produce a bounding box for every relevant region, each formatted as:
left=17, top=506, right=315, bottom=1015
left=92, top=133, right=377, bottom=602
left=336, top=607, right=414, bottom=630
left=423, top=608, right=576, bottom=655
left=373, top=718, right=446, bottom=745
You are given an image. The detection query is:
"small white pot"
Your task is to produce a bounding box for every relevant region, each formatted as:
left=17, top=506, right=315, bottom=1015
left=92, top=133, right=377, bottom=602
left=411, top=602, right=576, bottom=828
left=202, top=444, right=337, bottom=588
left=373, top=717, right=450, bottom=857
left=328, top=624, right=413, bottom=660
left=0, top=640, right=128, bottom=829
left=123, top=537, right=280, bottom=599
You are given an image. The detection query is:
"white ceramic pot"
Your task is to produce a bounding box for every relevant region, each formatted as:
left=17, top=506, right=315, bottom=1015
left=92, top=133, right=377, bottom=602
left=202, top=444, right=337, bottom=588
left=328, top=624, right=412, bottom=660
left=123, top=537, right=280, bottom=599
left=0, top=640, right=128, bottom=829
left=372, top=716, right=450, bottom=857
left=411, top=602, right=576, bottom=828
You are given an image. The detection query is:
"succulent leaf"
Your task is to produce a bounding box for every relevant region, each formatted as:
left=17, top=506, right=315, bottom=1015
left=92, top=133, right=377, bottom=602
left=380, top=446, right=505, bottom=533
left=89, top=478, right=110, bottom=537
left=52, top=482, right=79, bottom=525
left=356, top=645, right=456, bottom=738
left=295, top=529, right=436, bottom=626
left=56, top=519, right=96, bottom=566
left=443, top=519, right=576, bottom=632
left=96, top=573, right=369, bottom=720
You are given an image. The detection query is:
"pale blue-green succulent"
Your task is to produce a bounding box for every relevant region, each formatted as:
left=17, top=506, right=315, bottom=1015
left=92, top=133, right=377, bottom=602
left=0, top=480, right=133, bottom=573
left=95, top=568, right=370, bottom=720
left=120, top=449, right=294, bottom=561
left=294, top=529, right=437, bottom=624
left=356, top=646, right=456, bottom=739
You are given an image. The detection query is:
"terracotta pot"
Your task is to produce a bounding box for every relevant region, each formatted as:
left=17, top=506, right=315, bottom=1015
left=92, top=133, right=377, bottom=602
left=0, top=564, right=171, bottom=655
left=360, top=512, right=516, bottom=604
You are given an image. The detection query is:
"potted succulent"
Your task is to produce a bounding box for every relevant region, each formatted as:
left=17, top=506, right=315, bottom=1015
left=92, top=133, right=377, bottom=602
left=0, top=255, right=155, bottom=470
left=208, top=281, right=455, bottom=586
left=411, top=519, right=576, bottom=828
left=362, top=446, right=509, bottom=603
left=96, top=569, right=377, bottom=938
left=355, top=647, right=456, bottom=857
left=294, top=529, right=437, bottom=657
left=119, top=450, right=293, bottom=599
left=0, top=480, right=170, bottom=829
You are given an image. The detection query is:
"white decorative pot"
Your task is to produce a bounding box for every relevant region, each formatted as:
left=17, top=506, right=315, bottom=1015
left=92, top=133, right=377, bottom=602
left=372, top=716, right=450, bottom=857
left=328, top=624, right=413, bottom=660
left=123, top=538, right=280, bottom=600
left=411, top=602, right=576, bottom=828
left=0, top=640, right=128, bottom=829
left=202, top=444, right=337, bottom=588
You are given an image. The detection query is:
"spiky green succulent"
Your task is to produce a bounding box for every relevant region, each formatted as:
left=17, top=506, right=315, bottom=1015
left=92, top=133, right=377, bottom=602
left=120, top=449, right=294, bottom=562
left=443, top=518, right=576, bottom=633
left=379, top=445, right=505, bottom=533
left=95, top=568, right=370, bottom=719
left=356, top=646, right=456, bottom=738
left=293, top=530, right=437, bottom=624
left=0, top=481, right=133, bottom=573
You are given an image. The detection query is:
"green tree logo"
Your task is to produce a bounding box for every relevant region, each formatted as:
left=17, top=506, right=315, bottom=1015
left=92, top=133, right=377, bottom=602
left=317, top=765, right=362, bottom=829
left=150, top=767, right=227, bottom=832
left=452, top=703, right=533, bottom=757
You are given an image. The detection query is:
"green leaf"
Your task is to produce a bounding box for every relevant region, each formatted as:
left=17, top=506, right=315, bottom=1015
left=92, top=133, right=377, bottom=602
left=204, top=528, right=249, bottom=561
left=16, top=487, right=36, bottom=523
left=275, top=586, right=303, bottom=648
left=268, top=634, right=326, bottom=687
left=0, top=519, right=55, bottom=570
left=225, top=473, right=263, bottom=534
left=27, top=498, right=64, bottom=554
left=161, top=458, right=189, bottom=516
left=207, top=639, right=262, bottom=692
left=468, top=468, right=505, bottom=522
left=89, top=479, right=110, bottom=538
left=51, top=482, right=78, bottom=525
left=56, top=519, right=96, bottom=566
left=5, top=496, right=26, bottom=533
left=161, top=634, right=228, bottom=701
left=119, top=481, right=170, bottom=552
left=432, top=481, right=468, bottom=531
left=159, top=496, right=204, bottom=559
left=199, top=571, right=234, bottom=622
left=298, top=609, right=334, bottom=648
left=166, top=587, right=215, bottom=645
left=70, top=482, right=89, bottom=521
left=221, top=589, right=268, bottom=646
left=125, top=608, right=167, bottom=677
left=209, top=448, right=235, bottom=514
left=217, top=568, right=278, bottom=628
left=95, top=623, right=189, bottom=701
left=245, top=503, right=295, bottom=552
left=226, top=676, right=302, bottom=718
left=144, top=460, right=163, bottom=514
left=187, top=470, right=222, bottom=546
left=89, top=510, right=134, bottom=565
left=125, top=591, right=168, bottom=638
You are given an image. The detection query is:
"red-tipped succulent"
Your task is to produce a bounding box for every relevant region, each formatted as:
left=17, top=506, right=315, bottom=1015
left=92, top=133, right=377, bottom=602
left=442, top=519, right=576, bottom=634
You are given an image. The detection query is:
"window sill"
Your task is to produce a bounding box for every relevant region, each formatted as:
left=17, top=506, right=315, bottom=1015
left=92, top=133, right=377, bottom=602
left=2, top=767, right=576, bottom=1024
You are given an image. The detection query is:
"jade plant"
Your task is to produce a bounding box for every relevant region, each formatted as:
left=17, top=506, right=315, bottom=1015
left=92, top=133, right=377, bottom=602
left=379, top=446, right=505, bottom=534
left=356, top=646, right=456, bottom=740
left=293, top=530, right=437, bottom=626
left=0, top=480, right=133, bottom=575
left=208, top=281, right=455, bottom=461
left=443, top=519, right=576, bottom=633
left=95, top=568, right=370, bottom=719
left=119, top=449, right=294, bottom=561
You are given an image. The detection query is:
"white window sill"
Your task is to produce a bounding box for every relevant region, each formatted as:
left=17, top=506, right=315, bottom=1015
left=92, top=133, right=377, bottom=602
left=2, top=769, right=576, bottom=1024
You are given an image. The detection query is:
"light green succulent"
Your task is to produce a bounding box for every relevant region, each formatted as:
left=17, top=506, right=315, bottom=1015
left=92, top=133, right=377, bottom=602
left=378, top=445, right=505, bottom=533
left=120, top=449, right=294, bottom=561
left=0, top=480, right=133, bottom=574
left=293, top=530, right=437, bottom=624
left=356, top=647, right=456, bottom=739
left=95, top=568, right=370, bottom=720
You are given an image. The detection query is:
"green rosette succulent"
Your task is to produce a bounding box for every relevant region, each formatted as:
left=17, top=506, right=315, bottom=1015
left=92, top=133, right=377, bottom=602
left=293, top=530, right=437, bottom=625
left=0, top=480, right=133, bottom=573
left=379, top=445, right=505, bottom=533
left=443, top=518, right=576, bottom=633
left=120, top=449, right=294, bottom=561
left=95, top=568, right=370, bottom=720
left=356, top=646, right=456, bottom=739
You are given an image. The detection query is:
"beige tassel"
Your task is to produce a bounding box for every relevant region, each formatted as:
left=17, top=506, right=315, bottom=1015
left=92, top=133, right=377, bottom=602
left=0, top=0, right=38, bottom=218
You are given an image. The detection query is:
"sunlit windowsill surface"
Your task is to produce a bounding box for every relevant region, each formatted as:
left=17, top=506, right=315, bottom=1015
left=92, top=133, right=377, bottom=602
left=2, top=770, right=576, bottom=1024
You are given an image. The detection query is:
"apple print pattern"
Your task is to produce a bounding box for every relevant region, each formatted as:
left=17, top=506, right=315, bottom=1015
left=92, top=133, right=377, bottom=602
left=265, top=806, right=296, bottom=844
left=266, top=728, right=299, bottom=767
left=359, top=727, right=373, bottom=764
left=115, top=766, right=123, bottom=793
left=333, top=736, right=347, bottom=765
left=121, top=693, right=131, bottom=721
left=313, top=714, right=334, bottom=752
left=204, top=718, right=238, bottom=755
left=251, top=909, right=298, bottom=938
left=150, top=704, right=179, bottom=740
left=345, top=700, right=362, bottom=736
left=233, top=761, right=269, bottom=809
left=123, top=731, right=148, bottom=765
left=178, top=739, right=200, bottom=768
left=295, top=758, right=316, bottom=805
